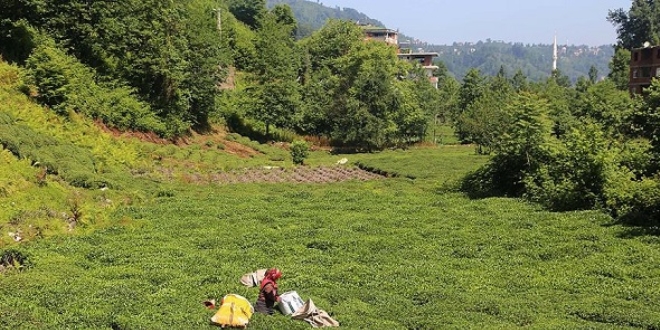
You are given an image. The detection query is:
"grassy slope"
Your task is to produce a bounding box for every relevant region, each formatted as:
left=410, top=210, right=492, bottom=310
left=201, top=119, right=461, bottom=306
left=2, top=148, right=660, bottom=329
left=1, top=60, right=660, bottom=329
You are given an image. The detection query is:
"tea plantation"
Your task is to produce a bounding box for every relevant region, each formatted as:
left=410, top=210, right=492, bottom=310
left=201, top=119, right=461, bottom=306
left=2, top=60, right=660, bottom=330
left=3, top=143, right=660, bottom=329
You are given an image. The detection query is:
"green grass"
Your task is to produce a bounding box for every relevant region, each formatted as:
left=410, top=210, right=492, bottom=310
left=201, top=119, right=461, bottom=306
left=2, top=59, right=660, bottom=329
left=2, top=146, right=660, bottom=329
left=427, top=123, right=461, bottom=145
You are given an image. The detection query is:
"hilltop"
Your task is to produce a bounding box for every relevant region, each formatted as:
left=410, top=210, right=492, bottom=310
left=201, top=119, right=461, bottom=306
left=271, top=0, right=615, bottom=82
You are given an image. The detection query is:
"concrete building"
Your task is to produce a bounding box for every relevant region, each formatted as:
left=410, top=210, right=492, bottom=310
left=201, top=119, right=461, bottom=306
left=361, top=25, right=439, bottom=88
left=362, top=27, right=399, bottom=47
left=629, top=45, right=660, bottom=94
left=398, top=43, right=439, bottom=88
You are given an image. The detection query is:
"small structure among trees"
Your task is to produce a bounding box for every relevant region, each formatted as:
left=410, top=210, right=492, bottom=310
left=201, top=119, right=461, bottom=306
left=629, top=45, right=660, bottom=94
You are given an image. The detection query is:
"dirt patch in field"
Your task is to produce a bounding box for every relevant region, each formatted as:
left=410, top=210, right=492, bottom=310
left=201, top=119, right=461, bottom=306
left=181, top=166, right=386, bottom=184
left=97, top=123, right=261, bottom=158
left=96, top=121, right=172, bottom=145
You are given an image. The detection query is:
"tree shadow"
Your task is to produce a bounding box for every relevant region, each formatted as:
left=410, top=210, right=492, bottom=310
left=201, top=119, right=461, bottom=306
left=610, top=212, right=660, bottom=239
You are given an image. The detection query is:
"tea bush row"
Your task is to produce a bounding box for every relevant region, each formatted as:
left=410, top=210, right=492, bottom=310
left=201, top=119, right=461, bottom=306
left=2, top=179, right=660, bottom=329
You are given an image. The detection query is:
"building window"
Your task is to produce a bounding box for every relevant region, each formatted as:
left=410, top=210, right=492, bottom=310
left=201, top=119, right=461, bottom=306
left=633, top=69, right=638, bottom=78
left=642, top=48, right=653, bottom=60
left=642, top=67, right=651, bottom=77
left=634, top=52, right=639, bottom=62
left=657, top=49, right=660, bottom=59
left=656, top=67, right=660, bottom=77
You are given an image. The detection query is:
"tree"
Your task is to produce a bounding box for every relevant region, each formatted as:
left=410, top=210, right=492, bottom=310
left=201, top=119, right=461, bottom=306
left=608, top=0, right=660, bottom=50
left=330, top=41, right=400, bottom=150
left=436, top=66, right=460, bottom=124
left=457, top=74, right=513, bottom=153
left=300, top=19, right=364, bottom=72
left=633, top=80, right=660, bottom=172
left=246, top=11, right=300, bottom=137
left=608, top=48, right=631, bottom=91
left=228, top=0, right=266, bottom=30
left=571, top=80, right=634, bottom=138
left=458, top=68, right=485, bottom=111
left=270, top=4, right=297, bottom=37
left=588, top=65, right=599, bottom=84
left=461, top=93, right=551, bottom=198
left=550, top=69, right=572, bottom=88
left=455, top=68, right=486, bottom=142
left=182, top=0, right=230, bottom=130
left=510, top=69, right=529, bottom=93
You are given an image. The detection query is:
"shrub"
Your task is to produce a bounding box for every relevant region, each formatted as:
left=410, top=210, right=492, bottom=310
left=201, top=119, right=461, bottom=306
left=618, top=138, right=654, bottom=179
left=24, top=43, right=169, bottom=136
left=523, top=125, right=614, bottom=211
left=605, top=173, right=660, bottom=226
left=290, top=140, right=309, bottom=165
left=1, top=249, right=32, bottom=271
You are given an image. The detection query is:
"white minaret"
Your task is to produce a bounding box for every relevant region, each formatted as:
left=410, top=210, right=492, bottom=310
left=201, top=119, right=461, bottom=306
left=552, top=35, right=558, bottom=72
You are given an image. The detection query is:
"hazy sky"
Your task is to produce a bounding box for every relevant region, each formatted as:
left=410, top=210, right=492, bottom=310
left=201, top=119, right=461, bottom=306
left=317, top=0, right=633, bottom=46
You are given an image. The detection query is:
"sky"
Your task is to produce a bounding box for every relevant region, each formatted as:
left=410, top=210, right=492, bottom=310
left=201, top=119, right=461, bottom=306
left=317, top=0, right=633, bottom=46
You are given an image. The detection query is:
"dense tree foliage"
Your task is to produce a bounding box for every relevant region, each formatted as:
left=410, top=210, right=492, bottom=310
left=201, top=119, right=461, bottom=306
left=2, top=0, right=657, bottom=226
left=608, top=0, right=660, bottom=50
left=246, top=9, right=300, bottom=136
left=0, top=0, right=231, bottom=136
left=429, top=41, right=614, bottom=84
left=234, top=19, right=436, bottom=150
left=456, top=40, right=659, bottom=227
left=229, top=0, right=266, bottom=29
left=450, top=0, right=660, bottom=225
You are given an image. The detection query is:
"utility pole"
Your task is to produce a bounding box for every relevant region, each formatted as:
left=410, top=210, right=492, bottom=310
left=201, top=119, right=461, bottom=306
left=213, top=8, right=222, bottom=36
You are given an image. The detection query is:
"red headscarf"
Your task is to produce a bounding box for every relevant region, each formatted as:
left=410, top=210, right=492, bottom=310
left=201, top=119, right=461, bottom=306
left=260, top=268, right=282, bottom=290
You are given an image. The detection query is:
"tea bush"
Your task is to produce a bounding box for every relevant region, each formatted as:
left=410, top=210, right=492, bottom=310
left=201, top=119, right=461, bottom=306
left=290, top=140, right=309, bottom=165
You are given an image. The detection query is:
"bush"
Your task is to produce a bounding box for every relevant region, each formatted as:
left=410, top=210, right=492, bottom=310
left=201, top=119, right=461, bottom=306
left=605, top=173, right=660, bottom=226
left=24, top=43, right=169, bottom=136
left=460, top=153, right=531, bottom=199
left=1, top=249, right=31, bottom=271
left=290, top=140, right=309, bottom=165
left=618, top=138, right=654, bottom=179
left=523, top=125, right=614, bottom=211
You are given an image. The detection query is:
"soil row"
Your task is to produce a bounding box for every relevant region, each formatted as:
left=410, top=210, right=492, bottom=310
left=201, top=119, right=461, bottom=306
left=198, top=166, right=386, bottom=184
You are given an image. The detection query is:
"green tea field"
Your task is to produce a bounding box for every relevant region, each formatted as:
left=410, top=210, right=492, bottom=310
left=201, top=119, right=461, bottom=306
left=2, top=146, right=660, bottom=329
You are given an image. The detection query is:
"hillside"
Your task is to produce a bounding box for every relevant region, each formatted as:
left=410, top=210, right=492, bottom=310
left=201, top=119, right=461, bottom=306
left=266, top=0, right=388, bottom=37
left=429, top=41, right=615, bottom=82
left=3, top=67, right=660, bottom=327
left=273, top=0, right=615, bottom=82
left=2, top=2, right=660, bottom=327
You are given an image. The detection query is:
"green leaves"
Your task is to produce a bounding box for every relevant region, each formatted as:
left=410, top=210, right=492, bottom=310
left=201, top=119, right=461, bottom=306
left=608, top=0, right=660, bottom=50
left=1, top=0, right=231, bottom=136
left=290, top=140, right=309, bottom=165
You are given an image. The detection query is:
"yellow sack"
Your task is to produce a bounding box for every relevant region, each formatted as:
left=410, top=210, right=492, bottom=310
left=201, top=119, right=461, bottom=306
left=211, top=294, right=254, bottom=328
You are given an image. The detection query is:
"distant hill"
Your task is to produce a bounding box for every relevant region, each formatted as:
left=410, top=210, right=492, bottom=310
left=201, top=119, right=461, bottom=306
left=268, top=0, right=615, bottom=82
left=427, top=41, right=615, bottom=82
left=266, top=0, right=386, bottom=37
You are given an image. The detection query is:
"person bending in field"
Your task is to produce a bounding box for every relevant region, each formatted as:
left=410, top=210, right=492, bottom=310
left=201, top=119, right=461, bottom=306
left=254, top=268, right=282, bottom=315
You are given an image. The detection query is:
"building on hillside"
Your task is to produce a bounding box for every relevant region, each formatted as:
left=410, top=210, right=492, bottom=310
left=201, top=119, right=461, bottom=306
left=398, top=42, right=439, bottom=88
left=360, top=24, right=439, bottom=88
left=362, top=26, right=399, bottom=46
left=629, top=45, right=660, bottom=94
